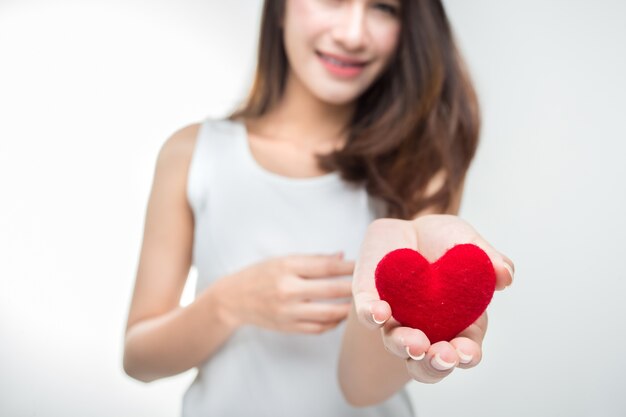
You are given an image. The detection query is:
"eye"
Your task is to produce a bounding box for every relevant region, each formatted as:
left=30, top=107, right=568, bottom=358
left=373, top=2, right=399, bottom=16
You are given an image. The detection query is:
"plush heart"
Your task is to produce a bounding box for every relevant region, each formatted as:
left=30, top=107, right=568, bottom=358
left=375, top=243, right=496, bottom=343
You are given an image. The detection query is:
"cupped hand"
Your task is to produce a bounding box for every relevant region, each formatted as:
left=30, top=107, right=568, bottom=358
left=215, top=252, right=354, bottom=334
left=352, top=214, right=514, bottom=383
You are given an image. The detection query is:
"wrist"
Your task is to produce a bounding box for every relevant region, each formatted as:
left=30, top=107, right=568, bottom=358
left=209, top=275, right=244, bottom=331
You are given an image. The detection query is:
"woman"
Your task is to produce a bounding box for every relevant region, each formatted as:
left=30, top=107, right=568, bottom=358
left=123, top=0, right=514, bottom=415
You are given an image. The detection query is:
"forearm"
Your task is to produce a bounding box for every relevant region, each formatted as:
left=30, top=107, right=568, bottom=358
left=338, top=304, right=410, bottom=406
left=123, top=281, right=238, bottom=382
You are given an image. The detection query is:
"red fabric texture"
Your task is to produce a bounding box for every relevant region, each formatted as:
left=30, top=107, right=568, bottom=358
left=374, top=244, right=496, bottom=343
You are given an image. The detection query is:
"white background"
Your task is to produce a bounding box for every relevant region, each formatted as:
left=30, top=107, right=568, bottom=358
left=1, top=1, right=625, bottom=416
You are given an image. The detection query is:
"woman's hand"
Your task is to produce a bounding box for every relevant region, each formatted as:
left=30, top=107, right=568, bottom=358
left=214, top=253, right=354, bottom=334
left=353, top=214, right=514, bottom=383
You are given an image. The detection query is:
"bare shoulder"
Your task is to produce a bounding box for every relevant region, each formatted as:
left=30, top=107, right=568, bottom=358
left=147, top=122, right=203, bottom=210
left=155, top=123, right=202, bottom=170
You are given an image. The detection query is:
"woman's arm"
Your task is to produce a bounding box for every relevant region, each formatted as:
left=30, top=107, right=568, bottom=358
left=338, top=220, right=437, bottom=405
left=339, top=179, right=514, bottom=406
left=123, top=124, right=239, bottom=383
left=123, top=124, right=358, bottom=382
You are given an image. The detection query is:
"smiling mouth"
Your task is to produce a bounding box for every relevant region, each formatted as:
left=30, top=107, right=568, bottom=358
left=316, top=51, right=369, bottom=68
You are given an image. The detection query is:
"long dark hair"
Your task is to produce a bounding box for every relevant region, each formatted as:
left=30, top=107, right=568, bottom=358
left=228, top=0, right=480, bottom=219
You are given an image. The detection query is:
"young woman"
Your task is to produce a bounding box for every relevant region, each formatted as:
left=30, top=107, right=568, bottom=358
left=123, top=1, right=514, bottom=416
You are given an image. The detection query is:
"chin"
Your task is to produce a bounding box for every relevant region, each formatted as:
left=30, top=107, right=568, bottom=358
left=318, top=76, right=380, bottom=106
left=314, top=88, right=363, bottom=107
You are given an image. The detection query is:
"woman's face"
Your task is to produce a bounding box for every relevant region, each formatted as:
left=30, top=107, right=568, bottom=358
left=283, top=0, right=402, bottom=106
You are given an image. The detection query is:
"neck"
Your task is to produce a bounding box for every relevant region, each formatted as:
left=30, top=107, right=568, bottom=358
left=251, top=70, right=355, bottom=151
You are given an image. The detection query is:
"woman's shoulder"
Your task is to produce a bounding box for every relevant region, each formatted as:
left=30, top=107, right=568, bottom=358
left=158, top=122, right=202, bottom=160
left=152, top=122, right=203, bottom=175
left=157, top=116, right=239, bottom=161
left=143, top=123, right=203, bottom=205
left=154, top=116, right=240, bottom=180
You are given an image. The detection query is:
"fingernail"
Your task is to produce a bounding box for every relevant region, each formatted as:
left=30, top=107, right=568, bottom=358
left=372, top=313, right=386, bottom=325
left=456, top=349, right=473, bottom=364
left=431, top=353, right=456, bottom=371
left=406, top=346, right=425, bottom=361
left=503, top=262, right=514, bottom=286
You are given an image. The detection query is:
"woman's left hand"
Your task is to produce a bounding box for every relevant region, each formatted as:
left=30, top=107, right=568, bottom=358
left=352, top=214, right=514, bottom=383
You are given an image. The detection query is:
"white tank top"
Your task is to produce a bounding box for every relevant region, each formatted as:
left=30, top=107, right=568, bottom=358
left=182, top=116, right=414, bottom=417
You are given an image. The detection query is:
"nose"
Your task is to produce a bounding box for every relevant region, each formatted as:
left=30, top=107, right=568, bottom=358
left=332, top=4, right=368, bottom=51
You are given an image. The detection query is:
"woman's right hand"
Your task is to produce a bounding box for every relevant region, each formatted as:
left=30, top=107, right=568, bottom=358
left=213, top=253, right=354, bottom=334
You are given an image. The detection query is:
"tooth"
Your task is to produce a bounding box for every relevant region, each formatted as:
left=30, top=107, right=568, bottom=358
left=324, top=55, right=354, bottom=67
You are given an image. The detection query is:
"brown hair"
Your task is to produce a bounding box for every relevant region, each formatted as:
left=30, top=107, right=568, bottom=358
left=228, top=0, right=480, bottom=219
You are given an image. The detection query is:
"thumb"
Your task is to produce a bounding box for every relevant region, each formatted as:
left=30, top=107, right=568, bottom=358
left=496, top=253, right=515, bottom=290
left=468, top=238, right=514, bottom=290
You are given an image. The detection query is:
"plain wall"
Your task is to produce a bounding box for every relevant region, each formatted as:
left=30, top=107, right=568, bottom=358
left=1, top=1, right=624, bottom=416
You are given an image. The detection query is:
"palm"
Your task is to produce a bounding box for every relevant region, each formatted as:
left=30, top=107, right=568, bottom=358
left=352, top=214, right=513, bottom=383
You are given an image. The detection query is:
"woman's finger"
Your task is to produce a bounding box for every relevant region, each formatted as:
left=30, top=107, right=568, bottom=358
left=480, top=241, right=514, bottom=290
left=449, top=337, right=482, bottom=369
left=353, top=295, right=392, bottom=329
left=296, top=278, right=352, bottom=300
left=405, top=341, right=459, bottom=384
left=464, top=234, right=514, bottom=290
left=448, top=312, right=486, bottom=368
left=290, top=302, right=352, bottom=324
left=285, top=320, right=343, bottom=334
left=285, top=254, right=355, bottom=279
left=381, top=323, right=430, bottom=360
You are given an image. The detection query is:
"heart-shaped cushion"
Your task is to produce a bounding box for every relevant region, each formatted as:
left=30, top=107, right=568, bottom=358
left=374, top=243, right=496, bottom=343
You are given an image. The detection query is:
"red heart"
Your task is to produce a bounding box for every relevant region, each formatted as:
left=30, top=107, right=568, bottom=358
left=375, top=244, right=496, bottom=343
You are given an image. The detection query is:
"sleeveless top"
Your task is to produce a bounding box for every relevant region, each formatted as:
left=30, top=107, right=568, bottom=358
left=182, top=116, right=415, bottom=417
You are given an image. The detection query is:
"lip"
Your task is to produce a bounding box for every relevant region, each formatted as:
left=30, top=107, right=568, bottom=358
left=317, top=52, right=367, bottom=78
left=316, top=50, right=369, bottom=66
